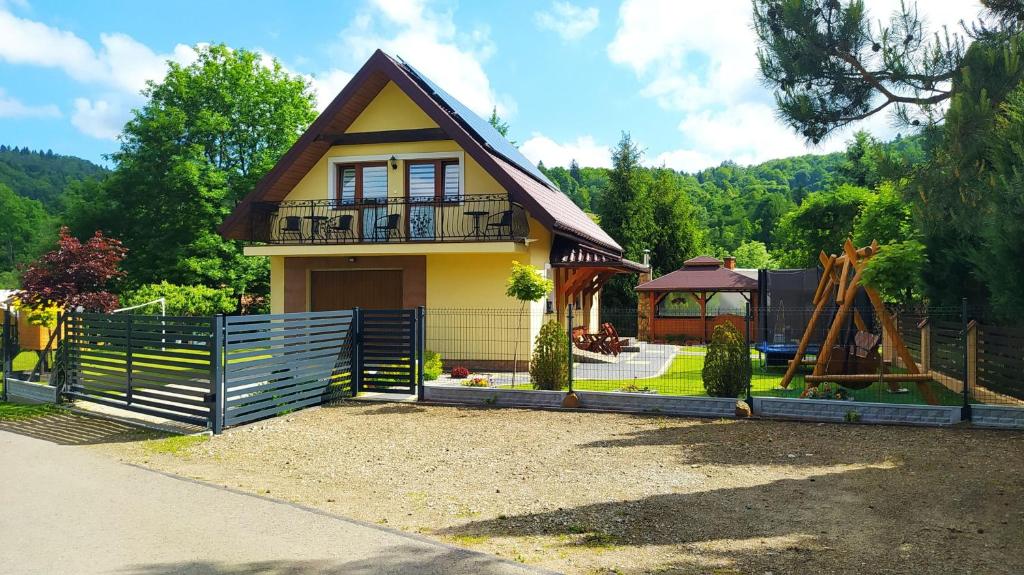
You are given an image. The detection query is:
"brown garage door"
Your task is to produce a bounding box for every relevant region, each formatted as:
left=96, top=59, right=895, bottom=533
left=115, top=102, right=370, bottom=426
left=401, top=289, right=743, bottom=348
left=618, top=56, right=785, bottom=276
left=310, top=270, right=403, bottom=311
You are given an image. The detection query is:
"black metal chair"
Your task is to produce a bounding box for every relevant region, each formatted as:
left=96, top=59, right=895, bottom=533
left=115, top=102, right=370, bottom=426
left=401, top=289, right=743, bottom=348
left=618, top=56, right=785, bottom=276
left=327, top=214, right=355, bottom=242
left=486, top=209, right=513, bottom=238
left=278, top=215, right=302, bottom=241
left=373, top=213, right=401, bottom=241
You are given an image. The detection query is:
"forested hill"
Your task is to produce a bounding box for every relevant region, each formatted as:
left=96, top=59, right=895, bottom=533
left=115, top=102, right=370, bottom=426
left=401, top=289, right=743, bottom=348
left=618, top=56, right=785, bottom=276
left=539, top=132, right=924, bottom=273
left=0, top=145, right=107, bottom=209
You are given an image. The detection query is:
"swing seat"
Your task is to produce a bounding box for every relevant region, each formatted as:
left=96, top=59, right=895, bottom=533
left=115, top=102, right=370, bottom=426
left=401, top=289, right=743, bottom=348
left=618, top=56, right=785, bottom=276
left=823, top=331, right=882, bottom=389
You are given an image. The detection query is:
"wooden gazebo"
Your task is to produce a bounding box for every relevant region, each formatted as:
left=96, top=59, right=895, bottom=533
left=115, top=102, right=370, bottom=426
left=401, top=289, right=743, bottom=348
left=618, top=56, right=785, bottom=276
left=636, top=256, right=758, bottom=343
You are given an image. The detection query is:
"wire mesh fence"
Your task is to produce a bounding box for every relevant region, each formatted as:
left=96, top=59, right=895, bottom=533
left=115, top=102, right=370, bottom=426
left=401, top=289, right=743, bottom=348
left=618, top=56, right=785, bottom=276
left=420, top=303, right=1024, bottom=410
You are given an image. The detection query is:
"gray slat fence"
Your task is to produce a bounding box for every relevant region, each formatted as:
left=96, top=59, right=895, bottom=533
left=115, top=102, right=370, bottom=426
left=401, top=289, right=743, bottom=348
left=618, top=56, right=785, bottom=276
left=60, top=308, right=421, bottom=432
left=358, top=309, right=417, bottom=394
left=221, top=310, right=357, bottom=427
left=64, top=312, right=217, bottom=427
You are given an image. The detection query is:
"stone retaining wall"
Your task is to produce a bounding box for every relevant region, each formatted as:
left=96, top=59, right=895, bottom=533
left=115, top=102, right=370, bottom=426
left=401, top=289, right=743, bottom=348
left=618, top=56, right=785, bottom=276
left=970, top=405, right=1024, bottom=430
left=422, top=385, right=737, bottom=418
left=752, top=397, right=961, bottom=426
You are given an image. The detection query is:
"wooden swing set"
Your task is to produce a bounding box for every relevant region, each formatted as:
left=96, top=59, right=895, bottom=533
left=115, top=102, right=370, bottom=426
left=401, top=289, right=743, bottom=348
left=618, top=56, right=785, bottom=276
left=779, top=239, right=938, bottom=405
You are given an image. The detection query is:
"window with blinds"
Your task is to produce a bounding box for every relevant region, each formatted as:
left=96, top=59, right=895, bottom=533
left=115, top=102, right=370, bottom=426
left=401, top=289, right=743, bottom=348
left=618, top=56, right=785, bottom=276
left=335, top=163, right=388, bottom=204
left=405, top=159, right=460, bottom=202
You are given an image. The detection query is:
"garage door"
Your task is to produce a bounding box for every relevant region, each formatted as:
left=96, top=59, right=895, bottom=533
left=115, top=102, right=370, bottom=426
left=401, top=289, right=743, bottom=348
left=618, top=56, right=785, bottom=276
left=310, top=270, right=403, bottom=311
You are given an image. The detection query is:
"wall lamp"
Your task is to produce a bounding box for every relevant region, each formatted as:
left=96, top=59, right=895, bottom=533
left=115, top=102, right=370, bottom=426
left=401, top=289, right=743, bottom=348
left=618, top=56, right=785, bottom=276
left=390, top=155, right=398, bottom=170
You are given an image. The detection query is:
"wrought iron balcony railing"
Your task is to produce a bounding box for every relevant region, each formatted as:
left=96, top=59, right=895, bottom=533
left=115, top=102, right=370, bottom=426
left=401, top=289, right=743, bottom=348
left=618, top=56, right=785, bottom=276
left=250, top=194, right=529, bottom=245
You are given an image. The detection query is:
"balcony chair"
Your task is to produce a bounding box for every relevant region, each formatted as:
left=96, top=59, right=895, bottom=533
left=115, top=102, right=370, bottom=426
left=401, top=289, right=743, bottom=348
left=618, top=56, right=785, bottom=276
left=278, top=215, right=303, bottom=241
left=485, top=209, right=513, bottom=238
left=327, top=214, right=355, bottom=242
left=373, top=213, right=401, bottom=241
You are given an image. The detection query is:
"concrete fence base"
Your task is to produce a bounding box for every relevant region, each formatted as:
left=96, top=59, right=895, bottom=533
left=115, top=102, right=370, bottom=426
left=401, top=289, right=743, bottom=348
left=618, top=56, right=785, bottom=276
left=419, top=384, right=1023, bottom=429
left=752, top=397, right=961, bottom=426
left=970, top=405, right=1024, bottom=430
left=3, top=378, right=58, bottom=404
left=423, top=385, right=738, bottom=418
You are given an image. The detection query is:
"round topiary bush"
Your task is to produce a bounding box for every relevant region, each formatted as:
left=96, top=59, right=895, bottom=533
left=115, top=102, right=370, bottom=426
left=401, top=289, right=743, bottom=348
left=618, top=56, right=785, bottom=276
left=701, top=323, right=751, bottom=398
left=530, top=320, right=568, bottom=391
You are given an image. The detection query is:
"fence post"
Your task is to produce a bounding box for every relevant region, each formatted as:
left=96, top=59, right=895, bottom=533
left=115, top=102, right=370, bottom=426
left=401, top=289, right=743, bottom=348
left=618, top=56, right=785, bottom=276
left=352, top=307, right=362, bottom=396
left=919, top=318, right=931, bottom=373
left=53, top=311, right=63, bottom=405
left=1, top=308, right=10, bottom=402
left=566, top=304, right=574, bottom=393
left=125, top=313, right=134, bottom=406
left=961, top=298, right=971, bottom=421
left=745, top=302, right=753, bottom=406
left=211, top=314, right=225, bottom=434
left=416, top=306, right=425, bottom=401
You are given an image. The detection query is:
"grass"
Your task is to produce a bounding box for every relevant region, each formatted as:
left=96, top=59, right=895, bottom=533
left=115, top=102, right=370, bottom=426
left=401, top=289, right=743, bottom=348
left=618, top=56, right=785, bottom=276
left=575, top=351, right=964, bottom=406
left=0, top=401, right=61, bottom=421
left=141, top=434, right=209, bottom=455
left=10, top=350, right=38, bottom=372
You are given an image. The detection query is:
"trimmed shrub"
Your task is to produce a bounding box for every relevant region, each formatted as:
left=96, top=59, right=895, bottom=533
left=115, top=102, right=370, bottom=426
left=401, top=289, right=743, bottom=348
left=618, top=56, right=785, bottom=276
left=424, top=351, right=442, bottom=381
left=530, top=319, right=568, bottom=391
left=450, top=366, right=470, bottom=379
left=701, top=323, right=751, bottom=398
left=122, top=281, right=236, bottom=316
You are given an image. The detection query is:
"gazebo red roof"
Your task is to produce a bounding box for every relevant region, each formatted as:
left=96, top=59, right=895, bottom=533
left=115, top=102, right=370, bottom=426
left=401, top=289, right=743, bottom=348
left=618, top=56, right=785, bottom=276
left=636, top=257, right=758, bottom=292
left=683, top=255, right=724, bottom=266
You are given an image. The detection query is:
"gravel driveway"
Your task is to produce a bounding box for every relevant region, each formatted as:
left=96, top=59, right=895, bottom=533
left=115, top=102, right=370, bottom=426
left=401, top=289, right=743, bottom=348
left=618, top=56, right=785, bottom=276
left=92, top=401, right=1024, bottom=575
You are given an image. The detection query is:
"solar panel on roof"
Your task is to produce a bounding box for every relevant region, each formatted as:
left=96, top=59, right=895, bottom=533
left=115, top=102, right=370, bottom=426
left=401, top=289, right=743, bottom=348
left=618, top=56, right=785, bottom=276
left=400, top=60, right=558, bottom=191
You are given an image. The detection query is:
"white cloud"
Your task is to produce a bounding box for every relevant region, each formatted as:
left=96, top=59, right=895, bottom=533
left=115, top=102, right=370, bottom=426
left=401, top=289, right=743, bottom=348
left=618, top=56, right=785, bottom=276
left=339, top=0, right=513, bottom=118
left=520, top=133, right=611, bottom=168
left=608, top=0, right=982, bottom=169
left=0, top=88, right=59, bottom=118
left=0, top=10, right=196, bottom=94
left=307, top=69, right=354, bottom=111
left=535, top=2, right=600, bottom=42
left=71, top=97, right=125, bottom=140
left=0, top=9, right=199, bottom=139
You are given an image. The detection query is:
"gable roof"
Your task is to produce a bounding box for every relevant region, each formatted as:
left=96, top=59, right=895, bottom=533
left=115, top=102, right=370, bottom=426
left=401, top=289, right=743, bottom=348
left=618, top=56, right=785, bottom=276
left=636, top=260, right=759, bottom=292
left=401, top=61, right=557, bottom=190
left=683, top=255, right=724, bottom=266
left=219, top=49, right=621, bottom=255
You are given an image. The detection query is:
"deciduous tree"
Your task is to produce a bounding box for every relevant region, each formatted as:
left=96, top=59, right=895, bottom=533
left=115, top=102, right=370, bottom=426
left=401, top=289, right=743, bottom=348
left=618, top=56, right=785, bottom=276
left=19, top=227, right=126, bottom=312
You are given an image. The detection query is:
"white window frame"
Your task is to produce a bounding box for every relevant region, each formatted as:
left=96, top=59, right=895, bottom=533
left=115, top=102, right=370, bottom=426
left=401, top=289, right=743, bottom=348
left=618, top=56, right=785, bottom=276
left=326, top=151, right=465, bottom=201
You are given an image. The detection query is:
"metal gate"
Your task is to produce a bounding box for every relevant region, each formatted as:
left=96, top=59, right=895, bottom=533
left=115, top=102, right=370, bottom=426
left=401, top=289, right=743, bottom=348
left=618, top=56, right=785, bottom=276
left=63, top=312, right=218, bottom=427
left=357, top=308, right=423, bottom=395
left=58, top=307, right=424, bottom=431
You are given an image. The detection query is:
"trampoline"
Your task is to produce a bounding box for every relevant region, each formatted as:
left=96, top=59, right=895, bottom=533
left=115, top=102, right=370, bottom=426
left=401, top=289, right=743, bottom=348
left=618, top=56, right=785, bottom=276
left=756, top=343, right=821, bottom=368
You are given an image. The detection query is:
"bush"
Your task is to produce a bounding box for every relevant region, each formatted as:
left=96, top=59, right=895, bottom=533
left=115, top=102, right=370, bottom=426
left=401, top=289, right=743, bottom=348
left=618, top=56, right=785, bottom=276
left=461, top=376, right=489, bottom=387
left=122, top=281, right=236, bottom=316
left=424, top=351, right=442, bottom=381
left=450, top=366, right=470, bottom=379
left=530, top=320, right=568, bottom=391
left=701, top=323, right=751, bottom=398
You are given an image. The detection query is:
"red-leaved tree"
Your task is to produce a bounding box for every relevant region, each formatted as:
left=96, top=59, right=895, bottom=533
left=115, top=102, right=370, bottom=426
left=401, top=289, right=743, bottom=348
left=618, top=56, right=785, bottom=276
left=20, top=227, right=127, bottom=312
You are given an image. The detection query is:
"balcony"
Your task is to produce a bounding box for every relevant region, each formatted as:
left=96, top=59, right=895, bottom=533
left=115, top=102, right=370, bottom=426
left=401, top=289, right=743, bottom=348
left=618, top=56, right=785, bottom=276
left=249, top=194, right=529, bottom=245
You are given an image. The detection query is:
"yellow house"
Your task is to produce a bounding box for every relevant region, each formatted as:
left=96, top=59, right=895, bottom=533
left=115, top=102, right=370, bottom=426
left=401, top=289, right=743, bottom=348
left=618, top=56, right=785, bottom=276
left=220, top=50, right=646, bottom=368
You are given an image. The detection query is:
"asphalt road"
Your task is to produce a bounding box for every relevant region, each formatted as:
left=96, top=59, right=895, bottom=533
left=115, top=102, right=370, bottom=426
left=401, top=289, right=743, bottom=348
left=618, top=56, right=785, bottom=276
left=0, top=422, right=554, bottom=575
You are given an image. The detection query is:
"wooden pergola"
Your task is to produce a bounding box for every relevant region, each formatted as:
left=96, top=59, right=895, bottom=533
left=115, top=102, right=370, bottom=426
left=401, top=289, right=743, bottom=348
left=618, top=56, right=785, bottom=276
left=635, top=256, right=758, bottom=343
left=551, top=240, right=648, bottom=325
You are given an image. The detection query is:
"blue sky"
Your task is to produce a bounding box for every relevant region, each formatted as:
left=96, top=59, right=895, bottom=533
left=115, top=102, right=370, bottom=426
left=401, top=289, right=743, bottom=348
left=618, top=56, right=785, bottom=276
left=0, top=0, right=982, bottom=171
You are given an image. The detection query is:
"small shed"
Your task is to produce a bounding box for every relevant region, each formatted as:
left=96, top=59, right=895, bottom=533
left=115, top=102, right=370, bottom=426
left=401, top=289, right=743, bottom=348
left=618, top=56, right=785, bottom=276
left=636, top=255, right=758, bottom=343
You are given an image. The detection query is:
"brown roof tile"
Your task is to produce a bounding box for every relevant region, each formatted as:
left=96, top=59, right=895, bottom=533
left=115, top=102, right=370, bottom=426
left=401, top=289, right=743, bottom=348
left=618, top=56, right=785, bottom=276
left=636, top=265, right=758, bottom=292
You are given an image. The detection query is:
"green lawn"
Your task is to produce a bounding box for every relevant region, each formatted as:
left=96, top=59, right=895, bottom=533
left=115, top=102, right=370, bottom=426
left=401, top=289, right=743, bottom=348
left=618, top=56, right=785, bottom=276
left=6, top=350, right=40, bottom=373
left=0, top=401, right=61, bottom=420
left=574, top=351, right=963, bottom=406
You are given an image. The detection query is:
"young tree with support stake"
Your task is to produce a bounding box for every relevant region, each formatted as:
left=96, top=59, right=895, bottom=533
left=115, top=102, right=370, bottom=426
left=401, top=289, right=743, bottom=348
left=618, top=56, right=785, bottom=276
left=505, top=261, right=553, bottom=386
